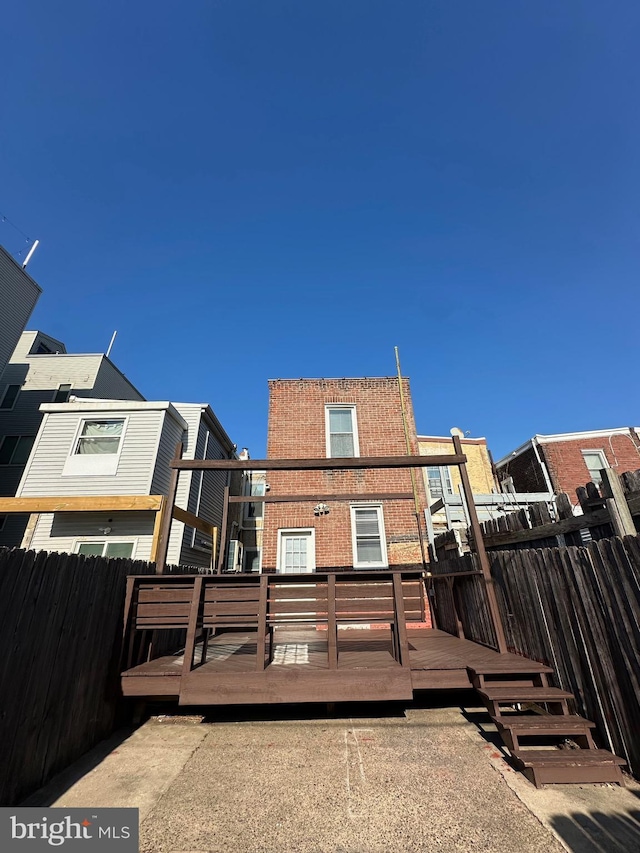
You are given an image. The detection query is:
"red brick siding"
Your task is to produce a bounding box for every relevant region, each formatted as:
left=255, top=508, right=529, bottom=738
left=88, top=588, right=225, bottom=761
left=541, top=433, right=640, bottom=498
left=263, top=378, right=427, bottom=571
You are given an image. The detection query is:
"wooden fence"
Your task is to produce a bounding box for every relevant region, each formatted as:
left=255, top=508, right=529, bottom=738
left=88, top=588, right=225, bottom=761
left=430, top=535, right=640, bottom=779
left=433, top=466, right=640, bottom=557
left=0, top=547, right=188, bottom=806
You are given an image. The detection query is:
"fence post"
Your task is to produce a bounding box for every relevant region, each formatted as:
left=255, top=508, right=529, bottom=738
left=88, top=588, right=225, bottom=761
left=452, top=434, right=508, bottom=654
left=600, top=469, right=636, bottom=537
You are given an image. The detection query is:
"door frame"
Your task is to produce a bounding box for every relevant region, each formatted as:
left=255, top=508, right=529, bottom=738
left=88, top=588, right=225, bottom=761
left=276, top=528, right=316, bottom=574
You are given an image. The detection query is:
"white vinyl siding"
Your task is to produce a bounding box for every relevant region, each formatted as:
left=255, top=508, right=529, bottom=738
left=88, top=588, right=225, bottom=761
left=350, top=505, right=388, bottom=568
left=18, top=409, right=165, bottom=497
left=29, top=512, right=155, bottom=560
left=325, top=405, right=359, bottom=458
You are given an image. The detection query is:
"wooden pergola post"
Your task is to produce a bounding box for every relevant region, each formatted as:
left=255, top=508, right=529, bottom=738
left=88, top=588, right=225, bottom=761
left=452, top=434, right=508, bottom=654
left=216, top=484, right=230, bottom=574
left=155, top=442, right=183, bottom=575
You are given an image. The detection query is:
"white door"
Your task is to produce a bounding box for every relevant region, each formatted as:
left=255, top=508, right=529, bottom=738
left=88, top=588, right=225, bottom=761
left=277, top=529, right=315, bottom=574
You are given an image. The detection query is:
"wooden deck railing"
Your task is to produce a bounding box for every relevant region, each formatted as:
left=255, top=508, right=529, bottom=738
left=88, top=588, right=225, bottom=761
left=123, top=570, right=426, bottom=674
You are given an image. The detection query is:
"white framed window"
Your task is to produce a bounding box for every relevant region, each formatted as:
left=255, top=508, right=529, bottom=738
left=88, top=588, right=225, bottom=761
left=53, top=384, right=72, bottom=403
left=0, top=435, right=35, bottom=466
left=501, top=476, right=515, bottom=494
left=350, top=504, right=388, bottom=569
left=0, top=384, right=21, bottom=410
left=63, top=418, right=127, bottom=477
left=277, top=529, right=316, bottom=574
left=426, top=466, right=453, bottom=500
left=581, top=450, right=608, bottom=487
left=74, top=540, right=136, bottom=559
left=325, top=405, right=359, bottom=458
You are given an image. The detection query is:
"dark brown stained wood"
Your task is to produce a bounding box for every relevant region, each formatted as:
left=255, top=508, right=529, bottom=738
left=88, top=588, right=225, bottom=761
left=228, top=492, right=415, bottom=503
left=182, top=576, right=204, bottom=672
left=216, top=484, right=230, bottom=574
left=327, top=575, right=338, bottom=669
left=172, top=454, right=467, bottom=471
left=256, top=576, right=268, bottom=672
left=178, top=667, right=414, bottom=705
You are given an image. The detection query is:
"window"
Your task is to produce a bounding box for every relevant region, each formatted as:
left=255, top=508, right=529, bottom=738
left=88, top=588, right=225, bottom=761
left=0, top=385, right=21, bottom=410
left=350, top=505, right=388, bottom=568
left=63, top=417, right=127, bottom=476
left=244, top=549, right=261, bottom=572
left=74, top=420, right=124, bottom=455
left=53, top=384, right=72, bottom=403
left=246, top=479, right=265, bottom=519
left=426, top=466, right=453, bottom=500
left=75, top=541, right=135, bottom=559
left=35, top=341, right=54, bottom=354
left=0, top=435, right=34, bottom=465
left=582, top=450, right=608, bottom=487
left=501, top=476, right=515, bottom=494
left=325, top=405, right=359, bottom=458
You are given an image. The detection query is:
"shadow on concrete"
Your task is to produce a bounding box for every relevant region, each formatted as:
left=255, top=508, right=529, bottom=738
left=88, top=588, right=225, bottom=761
left=550, top=809, right=640, bottom=853
left=20, top=728, right=136, bottom=807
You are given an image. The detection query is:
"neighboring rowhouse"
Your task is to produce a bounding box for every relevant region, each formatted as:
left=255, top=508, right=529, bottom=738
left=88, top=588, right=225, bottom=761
left=262, top=377, right=427, bottom=573
left=0, top=244, right=42, bottom=379
left=14, top=398, right=235, bottom=567
left=495, top=428, right=640, bottom=501
left=0, top=330, right=144, bottom=547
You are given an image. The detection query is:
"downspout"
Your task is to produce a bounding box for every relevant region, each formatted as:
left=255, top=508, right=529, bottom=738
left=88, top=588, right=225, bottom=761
left=532, top=436, right=554, bottom=494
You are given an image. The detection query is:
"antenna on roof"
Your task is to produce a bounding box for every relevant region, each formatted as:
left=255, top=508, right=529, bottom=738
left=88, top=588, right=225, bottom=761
left=22, top=239, right=39, bottom=268
left=106, top=330, right=117, bottom=358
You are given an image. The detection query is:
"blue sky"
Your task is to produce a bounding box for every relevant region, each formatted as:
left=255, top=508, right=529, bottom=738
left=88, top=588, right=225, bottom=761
left=2, top=1, right=639, bottom=459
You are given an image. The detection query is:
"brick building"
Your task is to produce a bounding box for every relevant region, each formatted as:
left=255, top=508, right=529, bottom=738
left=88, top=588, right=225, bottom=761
left=495, top=428, right=640, bottom=502
left=262, top=377, right=427, bottom=573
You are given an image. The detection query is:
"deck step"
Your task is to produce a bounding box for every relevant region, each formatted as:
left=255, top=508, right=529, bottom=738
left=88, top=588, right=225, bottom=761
left=468, top=663, right=553, bottom=676
left=511, top=749, right=626, bottom=787
left=478, top=686, right=573, bottom=703
left=494, top=715, right=595, bottom=734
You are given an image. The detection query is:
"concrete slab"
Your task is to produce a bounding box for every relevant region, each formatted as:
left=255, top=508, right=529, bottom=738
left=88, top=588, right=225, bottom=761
left=32, top=722, right=208, bottom=821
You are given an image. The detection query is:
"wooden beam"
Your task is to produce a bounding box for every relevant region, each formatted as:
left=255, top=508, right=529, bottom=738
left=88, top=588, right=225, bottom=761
left=479, top=509, right=611, bottom=548
left=228, top=492, right=415, bottom=504
left=428, top=498, right=445, bottom=514
left=0, top=495, right=164, bottom=513
left=172, top=505, right=215, bottom=538
left=600, top=469, right=636, bottom=537
left=171, top=454, right=467, bottom=471
left=149, top=497, right=165, bottom=563
left=155, top=442, right=183, bottom=575
left=217, top=484, right=230, bottom=574
left=453, top=434, right=508, bottom=655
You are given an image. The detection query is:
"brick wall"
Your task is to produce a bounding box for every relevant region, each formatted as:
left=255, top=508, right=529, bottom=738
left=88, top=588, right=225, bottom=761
left=541, top=432, right=640, bottom=497
left=418, top=436, right=496, bottom=496
left=262, top=378, right=427, bottom=571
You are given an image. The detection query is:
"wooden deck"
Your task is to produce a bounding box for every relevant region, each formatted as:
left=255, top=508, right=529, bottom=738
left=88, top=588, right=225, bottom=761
left=122, top=625, right=544, bottom=705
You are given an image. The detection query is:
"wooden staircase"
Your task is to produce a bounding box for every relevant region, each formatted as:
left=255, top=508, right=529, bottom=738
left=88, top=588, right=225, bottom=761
left=468, top=664, right=626, bottom=787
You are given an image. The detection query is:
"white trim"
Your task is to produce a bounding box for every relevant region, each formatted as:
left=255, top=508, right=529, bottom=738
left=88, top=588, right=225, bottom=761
left=581, top=449, right=609, bottom=484
left=325, top=404, right=360, bottom=458
left=62, top=416, right=129, bottom=477
left=73, top=537, right=138, bottom=559
left=496, top=428, right=636, bottom=468
left=276, top=528, right=316, bottom=574
left=350, top=503, right=388, bottom=569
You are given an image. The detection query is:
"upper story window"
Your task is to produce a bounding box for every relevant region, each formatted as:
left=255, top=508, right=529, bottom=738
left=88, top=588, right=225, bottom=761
left=0, top=435, right=35, bottom=466
left=74, top=420, right=124, bottom=455
left=245, top=478, right=265, bottom=519
left=426, top=465, right=453, bottom=500
left=53, top=384, right=72, bottom=403
left=581, top=450, right=608, bottom=487
left=0, top=385, right=21, bottom=410
left=325, top=405, right=359, bottom=458
left=63, top=418, right=127, bottom=477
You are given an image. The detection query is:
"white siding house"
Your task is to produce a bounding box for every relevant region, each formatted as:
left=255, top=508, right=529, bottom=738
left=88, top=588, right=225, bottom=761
left=0, top=331, right=144, bottom=546
left=16, top=399, right=236, bottom=568
left=0, top=245, right=41, bottom=378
